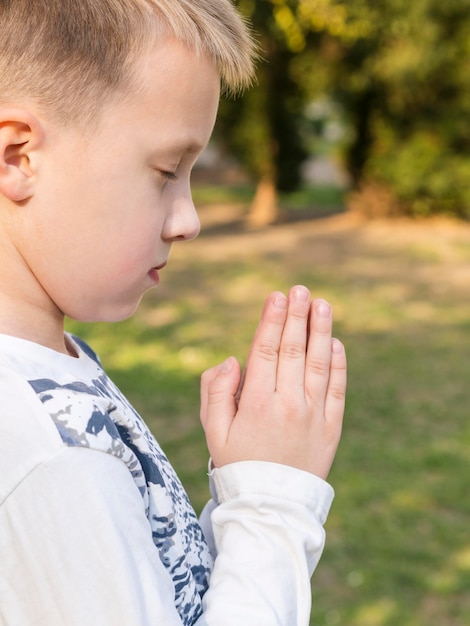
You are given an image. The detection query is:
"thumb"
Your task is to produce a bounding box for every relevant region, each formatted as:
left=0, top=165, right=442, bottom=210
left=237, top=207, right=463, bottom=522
left=200, top=357, right=241, bottom=456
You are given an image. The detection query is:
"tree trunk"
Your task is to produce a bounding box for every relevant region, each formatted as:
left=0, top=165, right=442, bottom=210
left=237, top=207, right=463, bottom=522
left=247, top=176, right=279, bottom=227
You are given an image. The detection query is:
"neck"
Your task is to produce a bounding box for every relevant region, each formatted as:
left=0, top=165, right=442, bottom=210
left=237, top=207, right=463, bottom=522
left=0, top=292, right=70, bottom=355
left=0, top=221, right=71, bottom=355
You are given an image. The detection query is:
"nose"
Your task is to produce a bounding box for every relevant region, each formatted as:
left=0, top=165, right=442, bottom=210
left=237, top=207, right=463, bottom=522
left=162, top=192, right=200, bottom=242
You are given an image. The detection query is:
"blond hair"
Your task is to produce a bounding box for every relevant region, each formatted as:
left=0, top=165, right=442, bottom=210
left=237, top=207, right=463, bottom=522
left=0, top=0, right=256, bottom=124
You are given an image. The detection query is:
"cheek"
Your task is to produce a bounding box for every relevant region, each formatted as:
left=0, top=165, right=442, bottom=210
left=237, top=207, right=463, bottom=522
left=117, top=211, right=164, bottom=250
left=100, top=214, right=164, bottom=272
left=83, top=186, right=164, bottom=256
left=105, top=184, right=165, bottom=241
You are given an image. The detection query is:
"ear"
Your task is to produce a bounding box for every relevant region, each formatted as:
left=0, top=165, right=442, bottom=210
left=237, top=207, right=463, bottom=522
left=0, top=109, right=44, bottom=202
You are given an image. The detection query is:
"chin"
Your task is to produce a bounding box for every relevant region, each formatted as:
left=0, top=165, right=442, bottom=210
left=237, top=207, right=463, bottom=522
left=69, top=298, right=143, bottom=324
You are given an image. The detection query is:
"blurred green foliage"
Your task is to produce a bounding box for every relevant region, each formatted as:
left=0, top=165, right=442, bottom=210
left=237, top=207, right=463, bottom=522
left=218, top=0, right=470, bottom=217
left=334, top=0, right=470, bottom=217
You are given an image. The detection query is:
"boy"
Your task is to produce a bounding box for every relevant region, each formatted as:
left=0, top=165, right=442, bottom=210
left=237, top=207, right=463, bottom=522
left=0, top=1, right=347, bottom=624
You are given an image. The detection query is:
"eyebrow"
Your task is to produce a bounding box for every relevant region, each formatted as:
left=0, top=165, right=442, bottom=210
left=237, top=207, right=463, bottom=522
left=179, top=141, right=206, bottom=155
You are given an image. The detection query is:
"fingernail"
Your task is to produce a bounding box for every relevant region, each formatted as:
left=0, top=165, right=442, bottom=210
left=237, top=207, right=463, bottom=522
left=273, top=295, right=288, bottom=309
left=315, top=300, right=331, bottom=317
left=219, top=357, right=233, bottom=373
left=332, top=338, right=343, bottom=353
left=292, top=286, right=310, bottom=302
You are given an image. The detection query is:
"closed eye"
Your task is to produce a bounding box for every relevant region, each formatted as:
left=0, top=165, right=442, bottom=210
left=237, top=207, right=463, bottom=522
left=160, top=170, right=178, bottom=182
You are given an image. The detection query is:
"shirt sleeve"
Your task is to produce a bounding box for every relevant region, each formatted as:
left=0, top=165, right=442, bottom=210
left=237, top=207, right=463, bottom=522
left=197, top=461, right=334, bottom=626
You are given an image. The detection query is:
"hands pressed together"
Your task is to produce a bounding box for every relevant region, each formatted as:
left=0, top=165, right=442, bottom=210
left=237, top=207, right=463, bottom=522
left=200, top=286, right=347, bottom=480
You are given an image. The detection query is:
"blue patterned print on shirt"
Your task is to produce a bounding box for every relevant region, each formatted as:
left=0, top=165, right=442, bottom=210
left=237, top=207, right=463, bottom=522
left=28, top=337, right=212, bottom=626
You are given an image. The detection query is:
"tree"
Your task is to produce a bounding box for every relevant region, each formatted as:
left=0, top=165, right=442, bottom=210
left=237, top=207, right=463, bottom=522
left=215, top=0, right=346, bottom=225
left=329, top=0, right=470, bottom=217
left=218, top=0, right=470, bottom=221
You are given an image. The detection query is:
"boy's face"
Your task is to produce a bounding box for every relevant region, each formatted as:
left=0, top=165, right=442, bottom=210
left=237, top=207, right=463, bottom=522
left=16, top=38, right=220, bottom=323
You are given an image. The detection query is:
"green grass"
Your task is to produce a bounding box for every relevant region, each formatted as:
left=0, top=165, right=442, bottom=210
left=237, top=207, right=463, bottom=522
left=192, top=183, right=255, bottom=205
left=192, top=182, right=346, bottom=211
left=65, top=207, right=470, bottom=626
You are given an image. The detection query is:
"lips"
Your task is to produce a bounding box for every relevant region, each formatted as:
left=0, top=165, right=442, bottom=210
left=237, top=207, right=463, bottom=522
left=154, top=261, right=167, bottom=270
left=148, top=261, right=167, bottom=284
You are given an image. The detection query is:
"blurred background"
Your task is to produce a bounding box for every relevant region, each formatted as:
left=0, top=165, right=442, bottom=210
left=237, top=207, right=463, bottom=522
left=67, top=1, right=470, bottom=624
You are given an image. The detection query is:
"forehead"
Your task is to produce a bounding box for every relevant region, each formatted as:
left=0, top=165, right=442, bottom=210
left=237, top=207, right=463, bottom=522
left=120, top=38, right=221, bottom=143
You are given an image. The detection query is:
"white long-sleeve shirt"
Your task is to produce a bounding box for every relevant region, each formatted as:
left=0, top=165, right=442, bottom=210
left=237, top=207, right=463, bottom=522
left=0, top=333, right=334, bottom=626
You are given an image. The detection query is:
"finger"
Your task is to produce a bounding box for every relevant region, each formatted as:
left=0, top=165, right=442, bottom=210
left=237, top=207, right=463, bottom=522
left=324, top=338, right=347, bottom=425
left=241, top=291, right=288, bottom=397
left=234, top=367, right=246, bottom=408
left=200, top=357, right=241, bottom=459
left=275, top=285, right=311, bottom=394
left=304, top=299, right=334, bottom=409
left=200, top=365, right=220, bottom=429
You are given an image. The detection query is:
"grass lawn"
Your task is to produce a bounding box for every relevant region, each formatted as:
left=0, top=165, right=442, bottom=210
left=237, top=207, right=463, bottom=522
left=191, top=182, right=346, bottom=212
left=66, top=198, right=470, bottom=626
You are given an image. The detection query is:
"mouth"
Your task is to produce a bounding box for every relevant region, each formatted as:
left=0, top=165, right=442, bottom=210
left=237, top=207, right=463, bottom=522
left=153, top=261, right=167, bottom=271
left=148, top=261, right=167, bottom=285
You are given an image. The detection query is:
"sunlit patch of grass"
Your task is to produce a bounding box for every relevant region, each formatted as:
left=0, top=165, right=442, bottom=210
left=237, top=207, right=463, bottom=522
left=192, top=183, right=254, bottom=205
left=351, top=598, right=399, bottom=626
left=280, top=184, right=346, bottom=211
left=192, top=182, right=346, bottom=212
